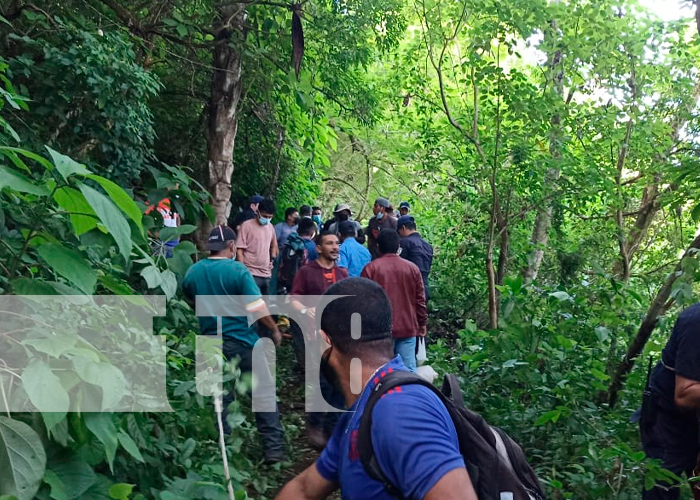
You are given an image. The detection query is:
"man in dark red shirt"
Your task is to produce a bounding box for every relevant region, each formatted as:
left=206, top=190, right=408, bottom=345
left=361, top=228, right=427, bottom=372
left=290, top=232, right=349, bottom=450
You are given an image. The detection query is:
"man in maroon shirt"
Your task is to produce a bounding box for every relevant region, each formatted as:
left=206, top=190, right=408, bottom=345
left=361, top=228, right=427, bottom=372
left=290, top=232, right=349, bottom=450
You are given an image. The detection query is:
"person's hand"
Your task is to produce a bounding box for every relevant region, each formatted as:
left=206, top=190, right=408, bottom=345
left=419, top=325, right=427, bottom=337
left=271, top=327, right=282, bottom=347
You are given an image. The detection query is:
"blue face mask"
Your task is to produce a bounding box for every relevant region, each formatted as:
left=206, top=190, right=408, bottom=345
left=312, top=215, right=322, bottom=225
left=376, top=212, right=384, bottom=220
left=258, top=217, right=271, bottom=225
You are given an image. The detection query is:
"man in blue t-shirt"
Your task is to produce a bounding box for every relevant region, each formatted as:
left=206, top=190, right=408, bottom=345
left=337, top=221, right=371, bottom=277
left=183, top=225, right=286, bottom=464
left=275, top=278, right=477, bottom=500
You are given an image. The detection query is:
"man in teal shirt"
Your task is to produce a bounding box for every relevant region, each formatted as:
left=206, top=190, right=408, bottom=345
left=183, top=225, right=286, bottom=463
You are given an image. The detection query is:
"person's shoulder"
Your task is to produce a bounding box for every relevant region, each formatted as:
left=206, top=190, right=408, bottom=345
left=336, top=266, right=349, bottom=278
left=372, top=383, right=445, bottom=420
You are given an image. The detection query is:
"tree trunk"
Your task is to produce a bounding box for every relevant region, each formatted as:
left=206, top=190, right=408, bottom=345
left=606, top=232, right=700, bottom=407
left=207, top=4, right=247, bottom=227
left=523, top=22, right=563, bottom=283
left=615, top=79, right=700, bottom=274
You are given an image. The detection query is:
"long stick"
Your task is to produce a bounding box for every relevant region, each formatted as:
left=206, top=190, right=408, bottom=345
left=215, top=397, right=236, bottom=500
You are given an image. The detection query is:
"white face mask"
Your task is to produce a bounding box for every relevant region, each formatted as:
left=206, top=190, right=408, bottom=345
left=376, top=212, right=384, bottom=220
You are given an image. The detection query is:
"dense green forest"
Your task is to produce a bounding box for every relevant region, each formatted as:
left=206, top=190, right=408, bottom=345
left=0, top=0, right=699, bottom=498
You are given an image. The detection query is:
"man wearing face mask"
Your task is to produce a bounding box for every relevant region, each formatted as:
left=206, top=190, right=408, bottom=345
left=237, top=198, right=279, bottom=296
left=275, top=278, right=476, bottom=500
left=366, top=198, right=397, bottom=260
left=183, top=225, right=286, bottom=464
left=312, top=206, right=324, bottom=231
left=275, top=207, right=299, bottom=251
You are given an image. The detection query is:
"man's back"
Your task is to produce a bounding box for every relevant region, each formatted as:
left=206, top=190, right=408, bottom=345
left=361, top=254, right=426, bottom=338
left=338, top=237, right=371, bottom=277
left=182, top=258, right=262, bottom=347
left=367, top=216, right=398, bottom=259
left=400, top=232, right=433, bottom=296
left=316, top=356, right=464, bottom=500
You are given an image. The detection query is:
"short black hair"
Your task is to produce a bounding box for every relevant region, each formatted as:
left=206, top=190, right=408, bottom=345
left=338, top=220, right=356, bottom=236
left=259, top=198, right=276, bottom=214
left=398, top=220, right=416, bottom=231
left=377, top=228, right=400, bottom=255
left=320, top=278, right=393, bottom=355
left=315, top=230, right=338, bottom=246
left=297, top=217, right=316, bottom=236
left=284, top=207, right=298, bottom=219
left=312, top=206, right=321, bottom=212
left=300, top=204, right=312, bottom=217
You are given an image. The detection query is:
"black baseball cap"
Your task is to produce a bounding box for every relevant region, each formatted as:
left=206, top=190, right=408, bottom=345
left=208, top=225, right=236, bottom=251
left=399, top=201, right=410, bottom=209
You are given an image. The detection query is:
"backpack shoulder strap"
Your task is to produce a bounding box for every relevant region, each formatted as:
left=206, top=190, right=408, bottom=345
left=358, top=371, right=450, bottom=500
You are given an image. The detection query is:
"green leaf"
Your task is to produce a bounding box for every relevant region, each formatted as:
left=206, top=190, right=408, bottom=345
left=159, top=224, right=196, bottom=243
left=176, top=24, right=187, bottom=37
left=109, top=484, right=133, bottom=500
left=53, top=187, right=99, bottom=235
left=86, top=175, right=143, bottom=234
left=11, top=278, right=59, bottom=295
left=21, top=361, right=70, bottom=414
left=41, top=413, right=67, bottom=435
left=0, top=416, right=47, bottom=500
left=549, top=291, right=571, bottom=301
left=46, top=147, right=90, bottom=180
left=160, top=269, right=178, bottom=299
left=24, top=335, right=77, bottom=358
left=172, top=241, right=197, bottom=255
left=37, top=243, right=96, bottom=294
left=46, top=456, right=96, bottom=500
left=72, top=359, right=127, bottom=410
left=140, top=266, right=162, bottom=289
left=117, top=431, right=144, bottom=463
left=43, top=470, right=68, bottom=500
left=79, top=183, right=132, bottom=261
left=534, top=409, right=561, bottom=426
left=0, top=147, right=53, bottom=171
left=0, top=166, right=49, bottom=195
left=84, top=413, right=118, bottom=472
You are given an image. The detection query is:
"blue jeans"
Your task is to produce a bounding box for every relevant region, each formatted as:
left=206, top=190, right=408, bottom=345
left=394, top=337, right=417, bottom=372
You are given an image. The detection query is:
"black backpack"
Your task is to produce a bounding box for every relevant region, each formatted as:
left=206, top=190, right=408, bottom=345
left=277, top=234, right=308, bottom=293
left=358, top=371, right=547, bottom=500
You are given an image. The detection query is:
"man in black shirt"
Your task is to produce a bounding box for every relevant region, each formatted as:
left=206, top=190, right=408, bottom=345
left=641, top=302, right=700, bottom=499
left=398, top=215, right=434, bottom=301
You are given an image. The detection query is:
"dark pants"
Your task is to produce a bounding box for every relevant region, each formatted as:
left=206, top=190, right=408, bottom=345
left=290, top=318, right=306, bottom=375
left=252, top=276, right=273, bottom=338
left=307, top=369, right=344, bottom=436
left=641, top=396, right=699, bottom=500
left=221, top=338, right=285, bottom=459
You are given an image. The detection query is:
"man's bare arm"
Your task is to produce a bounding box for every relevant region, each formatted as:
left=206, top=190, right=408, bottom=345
left=252, top=305, right=281, bottom=346
left=423, top=468, right=478, bottom=500
left=275, top=463, right=337, bottom=500
left=236, top=248, right=245, bottom=262
left=675, top=373, right=700, bottom=409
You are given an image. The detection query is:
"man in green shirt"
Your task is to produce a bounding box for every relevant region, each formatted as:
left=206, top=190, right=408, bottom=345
left=183, top=225, right=286, bottom=463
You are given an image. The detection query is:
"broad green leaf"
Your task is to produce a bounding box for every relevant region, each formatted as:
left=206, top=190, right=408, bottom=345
left=24, top=335, right=77, bottom=358
left=140, top=265, right=162, bottom=289
left=117, top=431, right=144, bottom=463
left=11, top=278, right=58, bottom=295
left=46, top=147, right=90, bottom=180
left=160, top=269, right=178, bottom=299
left=86, top=175, right=143, bottom=234
left=72, top=358, right=127, bottom=410
left=41, top=413, right=67, bottom=435
left=84, top=413, right=118, bottom=472
left=549, top=291, right=570, bottom=301
left=159, top=224, right=196, bottom=242
left=37, top=243, right=96, bottom=294
left=0, top=147, right=53, bottom=170
left=21, top=361, right=70, bottom=414
left=78, top=183, right=132, bottom=261
left=97, top=274, right=134, bottom=295
left=53, top=187, right=99, bottom=235
left=109, top=484, right=133, bottom=500
left=534, top=409, right=561, bottom=426
left=0, top=166, right=48, bottom=196
left=46, top=456, right=96, bottom=500
left=2, top=150, right=30, bottom=172
left=0, top=416, right=47, bottom=500
left=172, top=240, right=197, bottom=255
left=43, top=470, right=67, bottom=500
